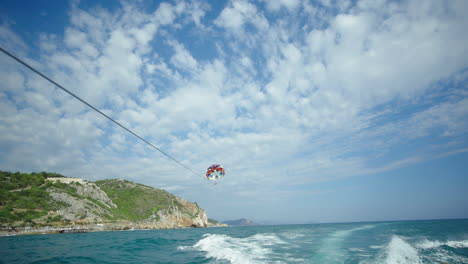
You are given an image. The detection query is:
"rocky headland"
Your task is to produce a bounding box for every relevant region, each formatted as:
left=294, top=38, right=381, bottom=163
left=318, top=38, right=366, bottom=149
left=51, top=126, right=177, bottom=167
left=0, top=171, right=227, bottom=236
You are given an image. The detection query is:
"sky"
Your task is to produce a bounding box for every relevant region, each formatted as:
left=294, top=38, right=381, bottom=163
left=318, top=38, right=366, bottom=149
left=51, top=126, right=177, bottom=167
left=0, top=0, right=467, bottom=224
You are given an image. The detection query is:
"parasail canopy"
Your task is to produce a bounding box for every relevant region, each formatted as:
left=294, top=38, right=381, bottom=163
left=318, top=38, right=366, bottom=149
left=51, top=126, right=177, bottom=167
left=206, top=164, right=225, bottom=181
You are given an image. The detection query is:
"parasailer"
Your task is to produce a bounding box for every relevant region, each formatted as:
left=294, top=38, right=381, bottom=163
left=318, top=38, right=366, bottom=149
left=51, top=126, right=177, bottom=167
left=206, top=164, right=225, bottom=184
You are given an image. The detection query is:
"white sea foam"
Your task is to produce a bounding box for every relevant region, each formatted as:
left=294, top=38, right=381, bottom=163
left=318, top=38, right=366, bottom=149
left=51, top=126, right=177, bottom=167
left=184, top=233, right=287, bottom=264
left=416, top=239, right=468, bottom=249
left=369, top=245, right=384, bottom=249
left=364, top=237, right=468, bottom=264
left=384, top=236, right=422, bottom=264
left=412, top=238, right=468, bottom=263
left=367, top=236, right=423, bottom=264
left=349, top=248, right=366, bottom=252
left=279, top=232, right=305, bottom=240
left=176, top=246, right=191, bottom=251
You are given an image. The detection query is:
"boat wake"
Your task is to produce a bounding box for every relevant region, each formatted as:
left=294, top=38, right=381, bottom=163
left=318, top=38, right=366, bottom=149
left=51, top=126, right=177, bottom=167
left=365, top=236, right=468, bottom=264
left=180, top=233, right=288, bottom=264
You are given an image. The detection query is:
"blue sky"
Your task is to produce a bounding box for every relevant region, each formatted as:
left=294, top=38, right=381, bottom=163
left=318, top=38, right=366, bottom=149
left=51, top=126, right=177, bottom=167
left=0, top=0, right=467, bottom=223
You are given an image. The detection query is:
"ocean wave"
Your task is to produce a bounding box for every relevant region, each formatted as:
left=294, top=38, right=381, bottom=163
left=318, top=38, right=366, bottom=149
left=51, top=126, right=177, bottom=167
left=349, top=247, right=366, bottom=252
left=364, top=236, right=468, bottom=264
left=416, top=239, right=468, bottom=249
left=279, top=232, right=305, bottom=240
left=384, top=236, right=422, bottom=264
left=182, top=233, right=287, bottom=264
left=415, top=239, right=468, bottom=264
left=364, top=236, right=423, bottom=264
left=369, top=245, right=384, bottom=249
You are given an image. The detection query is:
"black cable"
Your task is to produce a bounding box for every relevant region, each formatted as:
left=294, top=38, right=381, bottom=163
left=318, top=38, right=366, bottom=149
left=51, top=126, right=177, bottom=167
left=1, top=46, right=205, bottom=179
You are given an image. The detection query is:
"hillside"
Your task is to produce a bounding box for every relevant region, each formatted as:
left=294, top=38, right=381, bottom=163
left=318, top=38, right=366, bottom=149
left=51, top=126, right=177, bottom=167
left=0, top=171, right=223, bottom=235
left=223, top=218, right=258, bottom=226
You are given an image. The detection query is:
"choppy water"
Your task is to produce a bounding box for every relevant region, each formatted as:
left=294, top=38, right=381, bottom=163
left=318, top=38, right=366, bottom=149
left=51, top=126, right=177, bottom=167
left=1, top=219, right=467, bottom=263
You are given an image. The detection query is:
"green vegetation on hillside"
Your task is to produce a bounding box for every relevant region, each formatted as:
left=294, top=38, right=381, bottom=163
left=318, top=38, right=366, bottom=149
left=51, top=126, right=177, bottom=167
left=1, top=171, right=207, bottom=228
left=0, top=171, right=67, bottom=224
left=0, top=171, right=186, bottom=224
left=95, top=179, right=182, bottom=221
left=208, top=218, right=223, bottom=225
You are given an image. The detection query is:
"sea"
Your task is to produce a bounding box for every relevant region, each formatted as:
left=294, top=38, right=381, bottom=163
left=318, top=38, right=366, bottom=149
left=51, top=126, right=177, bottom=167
left=1, top=219, right=467, bottom=264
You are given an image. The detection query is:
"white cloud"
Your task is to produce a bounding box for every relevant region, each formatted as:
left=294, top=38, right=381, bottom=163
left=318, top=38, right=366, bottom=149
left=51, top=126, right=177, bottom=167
left=153, top=2, right=178, bottom=25
left=395, top=98, right=468, bottom=139
left=215, top=0, right=268, bottom=32
left=0, top=25, right=28, bottom=55
left=1, top=67, right=24, bottom=92
left=186, top=1, right=209, bottom=27
left=1, top=0, right=467, bottom=221
left=168, top=40, right=199, bottom=72
left=263, top=0, right=301, bottom=11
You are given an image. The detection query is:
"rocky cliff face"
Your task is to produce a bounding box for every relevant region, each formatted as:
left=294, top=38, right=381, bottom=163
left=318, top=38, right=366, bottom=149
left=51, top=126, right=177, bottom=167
left=47, top=181, right=117, bottom=222
left=154, top=197, right=208, bottom=228
left=59, top=179, right=209, bottom=229
left=93, top=179, right=209, bottom=228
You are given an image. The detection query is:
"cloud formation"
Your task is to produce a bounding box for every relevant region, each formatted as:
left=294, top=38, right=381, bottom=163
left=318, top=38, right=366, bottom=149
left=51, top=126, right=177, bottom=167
left=1, top=0, right=467, bottom=221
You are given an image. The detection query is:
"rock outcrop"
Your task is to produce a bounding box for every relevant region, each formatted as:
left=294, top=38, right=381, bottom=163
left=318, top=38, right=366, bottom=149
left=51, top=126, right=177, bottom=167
left=154, top=197, right=208, bottom=228
left=47, top=181, right=116, bottom=222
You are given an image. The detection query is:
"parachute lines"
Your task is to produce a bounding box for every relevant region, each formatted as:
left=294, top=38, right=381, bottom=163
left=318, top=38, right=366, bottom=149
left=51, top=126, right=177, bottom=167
left=0, top=47, right=204, bottom=180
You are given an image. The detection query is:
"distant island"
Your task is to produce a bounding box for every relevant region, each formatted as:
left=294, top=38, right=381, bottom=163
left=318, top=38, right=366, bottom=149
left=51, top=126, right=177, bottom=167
left=0, top=171, right=227, bottom=236
left=223, top=218, right=258, bottom=226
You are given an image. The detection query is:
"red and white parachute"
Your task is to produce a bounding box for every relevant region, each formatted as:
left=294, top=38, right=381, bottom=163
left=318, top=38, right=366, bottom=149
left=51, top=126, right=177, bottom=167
left=206, top=164, right=225, bottom=183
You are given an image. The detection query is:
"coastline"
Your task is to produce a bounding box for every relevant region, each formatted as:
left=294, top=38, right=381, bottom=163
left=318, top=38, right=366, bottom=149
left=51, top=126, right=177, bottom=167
left=0, top=222, right=228, bottom=237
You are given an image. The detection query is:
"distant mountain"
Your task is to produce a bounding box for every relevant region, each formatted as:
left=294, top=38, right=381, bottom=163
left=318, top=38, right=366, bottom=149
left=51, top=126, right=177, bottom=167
left=244, top=220, right=321, bottom=226
left=223, top=218, right=257, bottom=226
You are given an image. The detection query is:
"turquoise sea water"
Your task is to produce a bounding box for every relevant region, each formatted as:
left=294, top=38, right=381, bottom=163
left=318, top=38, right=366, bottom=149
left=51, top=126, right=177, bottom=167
left=1, top=219, right=467, bottom=263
